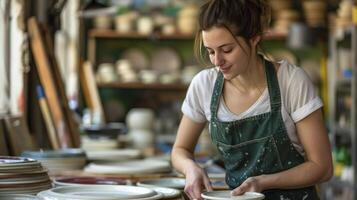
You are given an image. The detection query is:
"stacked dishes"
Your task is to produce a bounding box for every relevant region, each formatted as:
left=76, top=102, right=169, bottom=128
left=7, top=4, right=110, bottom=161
left=86, top=149, right=142, bottom=162
left=22, top=149, right=86, bottom=173
left=81, top=136, right=119, bottom=151
left=84, top=159, right=171, bottom=175
left=37, top=185, right=163, bottom=200
left=0, top=194, right=39, bottom=199
left=54, top=177, right=129, bottom=187
left=0, top=156, right=52, bottom=195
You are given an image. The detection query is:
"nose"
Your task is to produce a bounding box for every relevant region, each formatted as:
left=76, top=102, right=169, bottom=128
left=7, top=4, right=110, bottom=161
left=213, top=53, right=224, bottom=67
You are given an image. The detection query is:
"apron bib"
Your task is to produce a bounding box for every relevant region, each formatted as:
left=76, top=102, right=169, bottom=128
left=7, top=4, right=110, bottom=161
left=209, top=60, right=319, bottom=200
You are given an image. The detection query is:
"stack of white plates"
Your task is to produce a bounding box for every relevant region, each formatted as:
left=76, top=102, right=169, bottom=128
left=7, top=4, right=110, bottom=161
left=85, top=149, right=142, bottom=162
left=0, top=156, right=52, bottom=195
left=81, top=136, right=119, bottom=151
left=22, top=149, right=87, bottom=172
left=37, top=185, right=163, bottom=200
left=53, top=176, right=129, bottom=187
left=84, top=159, right=171, bottom=175
left=0, top=194, right=39, bottom=199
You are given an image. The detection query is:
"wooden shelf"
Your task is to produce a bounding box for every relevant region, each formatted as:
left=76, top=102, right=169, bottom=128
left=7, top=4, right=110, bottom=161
left=89, top=29, right=286, bottom=41
left=89, top=29, right=194, bottom=40
left=97, top=82, right=188, bottom=90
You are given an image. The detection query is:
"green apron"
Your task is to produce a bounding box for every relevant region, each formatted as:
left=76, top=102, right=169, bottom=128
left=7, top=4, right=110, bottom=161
left=209, top=60, right=319, bottom=199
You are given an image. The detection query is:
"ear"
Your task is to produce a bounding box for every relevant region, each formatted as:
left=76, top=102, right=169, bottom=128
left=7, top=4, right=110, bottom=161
left=250, top=35, right=261, bottom=47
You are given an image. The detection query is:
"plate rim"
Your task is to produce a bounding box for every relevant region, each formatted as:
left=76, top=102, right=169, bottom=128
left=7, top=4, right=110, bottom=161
left=201, top=191, right=265, bottom=200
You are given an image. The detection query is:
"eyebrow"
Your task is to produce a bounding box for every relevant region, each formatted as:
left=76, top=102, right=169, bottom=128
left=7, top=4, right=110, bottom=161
left=204, top=43, right=235, bottom=50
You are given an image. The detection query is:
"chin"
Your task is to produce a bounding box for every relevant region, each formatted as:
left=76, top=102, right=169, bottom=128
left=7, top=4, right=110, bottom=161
left=222, top=73, right=234, bottom=80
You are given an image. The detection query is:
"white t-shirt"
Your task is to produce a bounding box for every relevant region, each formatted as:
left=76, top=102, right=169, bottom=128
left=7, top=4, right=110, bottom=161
left=181, top=60, right=323, bottom=155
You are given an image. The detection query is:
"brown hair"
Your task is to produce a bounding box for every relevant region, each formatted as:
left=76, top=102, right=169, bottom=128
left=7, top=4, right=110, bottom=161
left=194, top=0, right=271, bottom=65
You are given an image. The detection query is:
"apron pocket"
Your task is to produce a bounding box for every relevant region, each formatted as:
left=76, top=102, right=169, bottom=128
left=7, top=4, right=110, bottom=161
left=216, top=135, right=284, bottom=186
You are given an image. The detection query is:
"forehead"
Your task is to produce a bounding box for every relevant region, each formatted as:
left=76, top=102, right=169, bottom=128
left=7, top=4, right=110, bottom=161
left=202, top=27, right=236, bottom=48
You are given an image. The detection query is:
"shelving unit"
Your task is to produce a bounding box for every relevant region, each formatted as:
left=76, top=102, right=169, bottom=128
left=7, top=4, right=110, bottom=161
left=324, top=25, right=357, bottom=199
left=88, top=29, right=287, bottom=40
left=87, top=29, right=286, bottom=68
left=88, top=29, right=195, bottom=40
left=87, top=29, right=196, bottom=68
left=97, top=82, right=188, bottom=91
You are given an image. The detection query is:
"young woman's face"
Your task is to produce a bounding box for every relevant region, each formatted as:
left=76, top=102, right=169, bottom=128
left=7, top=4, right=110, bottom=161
left=202, top=26, right=254, bottom=80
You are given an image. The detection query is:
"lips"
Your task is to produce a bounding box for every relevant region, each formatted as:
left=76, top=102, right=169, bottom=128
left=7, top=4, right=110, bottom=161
left=219, top=65, right=231, bottom=73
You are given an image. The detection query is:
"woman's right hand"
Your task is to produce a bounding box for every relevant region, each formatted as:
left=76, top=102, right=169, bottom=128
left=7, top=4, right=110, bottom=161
left=184, top=163, right=213, bottom=200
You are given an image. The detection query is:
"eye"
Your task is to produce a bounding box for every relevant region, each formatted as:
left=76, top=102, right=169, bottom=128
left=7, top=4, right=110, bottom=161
left=222, top=48, right=233, bottom=53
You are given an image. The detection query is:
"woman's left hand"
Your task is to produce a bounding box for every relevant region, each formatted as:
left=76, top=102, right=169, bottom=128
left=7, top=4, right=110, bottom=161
left=231, top=176, right=263, bottom=196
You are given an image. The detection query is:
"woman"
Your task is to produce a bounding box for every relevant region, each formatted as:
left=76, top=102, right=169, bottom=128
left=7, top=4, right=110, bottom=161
left=171, top=0, right=333, bottom=199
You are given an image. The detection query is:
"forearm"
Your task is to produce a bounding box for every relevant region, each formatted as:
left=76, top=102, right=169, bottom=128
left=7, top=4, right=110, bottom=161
left=258, top=161, right=333, bottom=191
left=171, top=147, right=199, bottom=175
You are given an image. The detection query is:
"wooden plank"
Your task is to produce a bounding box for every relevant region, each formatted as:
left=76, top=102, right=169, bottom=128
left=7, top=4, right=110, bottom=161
left=82, top=61, right=106, bottom=123
left=79, top=60, right=95, bottom=110
left=0, top=118, right=9, bottom=155
left=4, top=116, right=37, bottom=156
left=36, top=86, right=60, bottom=149
left=42, top=25, right=81, bottom=147
left=27, top=17, right=72, bottom=148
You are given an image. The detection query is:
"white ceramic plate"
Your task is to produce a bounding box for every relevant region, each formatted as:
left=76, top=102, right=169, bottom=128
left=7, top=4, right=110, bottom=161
left=0, top=157, right=41, bottom=171
left=37, top=185, right=159, bottom=200
left=121, top=48, right=149, bottom=72
left=201, top=191, right=265, bottom=200
left=0, top=183, right=52, bottom=195
left=0, top=166, right=43, bottom=173
left=139, top=185, right=181, bottom=199
left=137, top=178, right=185, bottom=189
left=86, top=149, right=142, bottom=162
left=0, top=157, right=37, bottom=165
left=0, top=169, right=48, bottom=178
left=84, top=159, right=171, bottom=174
left=0, top=175, right=50, bottom=184
left=53, top=177, right=128, bottom=187
left=151, top=47, right=181, bottom=74
left=0, top=194, right=39, bottom=199
left=81, top=136, right=118, bottom=150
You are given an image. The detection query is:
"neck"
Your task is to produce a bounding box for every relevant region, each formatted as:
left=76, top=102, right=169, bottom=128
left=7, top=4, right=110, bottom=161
left=229, top=54, right=266, bottom=92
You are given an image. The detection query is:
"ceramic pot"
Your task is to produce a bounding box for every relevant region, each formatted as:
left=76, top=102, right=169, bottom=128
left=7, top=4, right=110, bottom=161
left=126, top=108, right=155, bottom=130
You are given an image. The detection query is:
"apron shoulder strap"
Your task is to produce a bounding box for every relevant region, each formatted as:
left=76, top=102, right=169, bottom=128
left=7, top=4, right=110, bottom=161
left=265, top=60, right=282, bottom=112
left=210, top=71, right=224, bottom=121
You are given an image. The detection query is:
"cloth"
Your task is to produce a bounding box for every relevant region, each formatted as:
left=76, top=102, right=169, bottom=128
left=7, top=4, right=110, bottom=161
left=182, top=60, right=323, bottom=155
left=209, top=59, right=319, bottom=199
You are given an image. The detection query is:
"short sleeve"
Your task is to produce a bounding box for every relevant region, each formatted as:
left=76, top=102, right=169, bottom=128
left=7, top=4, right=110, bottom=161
left=283, top=65, right=323, bottom=122
left=181, top=70, right=214, bottom=123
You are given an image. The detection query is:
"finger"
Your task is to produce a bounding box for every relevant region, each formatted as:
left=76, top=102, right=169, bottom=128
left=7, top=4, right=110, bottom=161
left=231, top=185, right=246, bottom=196
left=184, top=187, right=193, bottom=200
left=192, top=184, right=203, bottom=200
left=203, top=176, right=213, bottom=191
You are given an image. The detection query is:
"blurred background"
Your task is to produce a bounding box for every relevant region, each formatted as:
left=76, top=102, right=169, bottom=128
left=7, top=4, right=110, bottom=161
left=0, top=0, right=356, bottom=199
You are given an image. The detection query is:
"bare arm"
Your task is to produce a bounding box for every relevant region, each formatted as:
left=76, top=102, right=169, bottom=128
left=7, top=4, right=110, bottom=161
left=171, top=115, right=212, bottom=199
left=233, top=109, right=333, bottom=194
